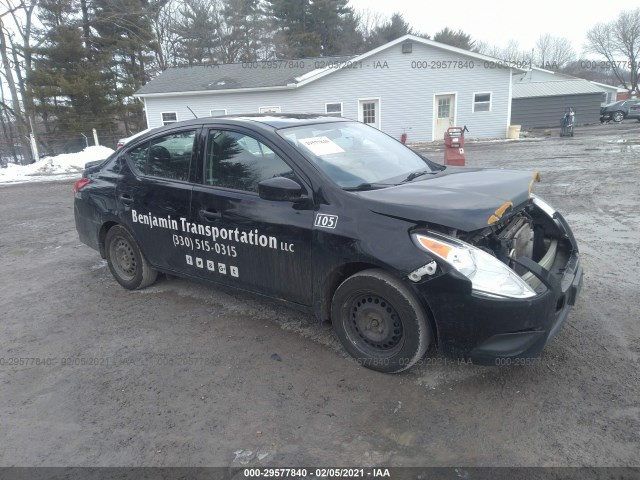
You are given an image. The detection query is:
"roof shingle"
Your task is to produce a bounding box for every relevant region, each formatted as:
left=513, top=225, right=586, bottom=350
left=136, top=56, right=354, bottom=95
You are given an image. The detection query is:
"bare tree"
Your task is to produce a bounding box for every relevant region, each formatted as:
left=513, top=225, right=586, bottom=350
left=0, top=0, right=33, bottom=163
left=534, top=34, right=575, bottom=69
left=149, top=0, right=184, bottom=71
left=7, top=0, right=38, bottom=155
left=500, top=39, right=530, bottom=65
left=473, top=40, right=503, bottom=58
left=474, top=39, right=531, bottom=65
left=586, top=8, right=640, bottom=92
left=354, top=8, right=383, bottom=41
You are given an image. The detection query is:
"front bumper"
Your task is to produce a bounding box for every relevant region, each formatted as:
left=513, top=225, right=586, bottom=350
left=415, top=255, right=582, bottom=365
left=412, top=204, right=583, bottom=365
left=467, top=255, right=582, bottom=364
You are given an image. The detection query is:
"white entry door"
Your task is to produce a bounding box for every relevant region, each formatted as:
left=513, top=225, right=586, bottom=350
left=434, top=94, right=455, bottom=140
left=359, top=99, right=380, bottom=129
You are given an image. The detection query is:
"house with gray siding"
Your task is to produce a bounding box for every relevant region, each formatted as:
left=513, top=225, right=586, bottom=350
left=135, top=35, right=524, bottom=143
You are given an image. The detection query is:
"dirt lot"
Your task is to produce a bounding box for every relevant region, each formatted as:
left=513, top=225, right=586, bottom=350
left=0, top=122, right=638, bottom=468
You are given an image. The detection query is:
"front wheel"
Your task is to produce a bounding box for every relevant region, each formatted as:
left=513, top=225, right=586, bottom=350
left=331, top=269, right=431, bottom=373
left=612, top=111, right=624, bottom=122
left=105, top=225, right=157, bottom=290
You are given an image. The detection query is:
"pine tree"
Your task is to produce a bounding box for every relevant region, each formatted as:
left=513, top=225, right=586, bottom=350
left=365, top=13, right=414, bottom=49
left=92, top=0, right=159, bottom=132
left=267, top=0, right=362, bottom=58
left=29, top=0, right=115, bottom=153
left=433, top=28, right=475, bottom=50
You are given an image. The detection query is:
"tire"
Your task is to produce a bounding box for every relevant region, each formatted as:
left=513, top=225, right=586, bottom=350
left=331, top=269, right=431, bottom=373
left=612, top=111, right=624, bottom=122
left=105, top=225, right=157, bottom=290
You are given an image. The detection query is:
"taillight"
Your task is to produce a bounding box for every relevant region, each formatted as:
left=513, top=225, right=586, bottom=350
left=74, top=178, right=91, bottom=194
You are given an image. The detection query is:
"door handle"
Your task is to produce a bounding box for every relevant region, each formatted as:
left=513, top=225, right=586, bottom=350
left=119, top=194, right=133, bottom=204
left=200, top=209, right=222, bottom=220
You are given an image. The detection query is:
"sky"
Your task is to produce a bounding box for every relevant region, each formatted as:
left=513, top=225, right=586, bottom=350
left=348, top=0, right=639, bottom=55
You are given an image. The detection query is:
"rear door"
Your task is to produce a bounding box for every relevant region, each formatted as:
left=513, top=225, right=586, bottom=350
left=434, top=93, right=455, bottom=140
left=117, top=128, right=200, bottom=275
left=188, top=127, right=314, bottom=305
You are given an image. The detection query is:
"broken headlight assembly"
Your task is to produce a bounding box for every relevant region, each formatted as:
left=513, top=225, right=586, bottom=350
left=412, top=233, right=537, bottom=299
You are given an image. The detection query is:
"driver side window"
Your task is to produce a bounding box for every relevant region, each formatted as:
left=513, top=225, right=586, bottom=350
left=204, top=130, right=295, bottom=192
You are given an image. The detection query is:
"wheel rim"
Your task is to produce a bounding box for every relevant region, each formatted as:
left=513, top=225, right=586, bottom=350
left=613, top=112, right=623, bottom=122
left=345, top=293, right=404, bottom=357
left=110, top=235, right=137, bottom=281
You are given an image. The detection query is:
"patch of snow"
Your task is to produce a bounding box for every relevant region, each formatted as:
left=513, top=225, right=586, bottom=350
left=0, top=145, right=114, bottom=185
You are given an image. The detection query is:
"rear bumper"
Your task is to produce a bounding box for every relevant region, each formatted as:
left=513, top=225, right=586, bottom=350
left=74, top=197, right=101, bottom=252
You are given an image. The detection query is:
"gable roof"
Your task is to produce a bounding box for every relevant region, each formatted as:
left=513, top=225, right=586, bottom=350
left=136, top=34, right=525, bottom=98
left=135, top=56, right=354, bottom=96
left=512, top=79, right=606, bottom=99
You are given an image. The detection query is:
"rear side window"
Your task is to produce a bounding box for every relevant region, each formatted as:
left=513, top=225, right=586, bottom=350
left=126, top=130, right=196, bottom=181
left=204, top=130, right=295, bottom=192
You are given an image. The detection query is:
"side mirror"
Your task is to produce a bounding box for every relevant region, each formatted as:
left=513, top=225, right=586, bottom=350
left=258, top=177, right=304, bottom=201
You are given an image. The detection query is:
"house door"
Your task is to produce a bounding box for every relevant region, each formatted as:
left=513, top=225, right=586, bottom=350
left=359, top=99, right=380, bottom=129
left=434, top=94, right=455, bottom=140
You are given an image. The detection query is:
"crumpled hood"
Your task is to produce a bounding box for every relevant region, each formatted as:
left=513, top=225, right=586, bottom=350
left=356, top=167, right=539, bottom=232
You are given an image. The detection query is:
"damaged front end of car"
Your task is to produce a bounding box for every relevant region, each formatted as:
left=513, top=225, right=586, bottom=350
left=408, top=187, right=583, bottom=364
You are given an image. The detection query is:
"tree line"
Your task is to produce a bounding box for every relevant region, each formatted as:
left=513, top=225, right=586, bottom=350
left=1, top=1, right=639, bottom=164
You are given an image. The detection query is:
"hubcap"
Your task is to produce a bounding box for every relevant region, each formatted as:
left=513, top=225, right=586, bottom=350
left=348, top=294, right=403, bottom=354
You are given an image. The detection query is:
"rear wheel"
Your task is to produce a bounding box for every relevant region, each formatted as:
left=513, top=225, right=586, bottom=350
left=105, top=225, right=157, bottom=290
left=331, top=269, right=431, bottom=373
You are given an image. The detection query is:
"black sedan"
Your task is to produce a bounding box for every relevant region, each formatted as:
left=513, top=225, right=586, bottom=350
left=74, top=114, right=583, bottom=373
left=600, top=99, right=640, bottom=123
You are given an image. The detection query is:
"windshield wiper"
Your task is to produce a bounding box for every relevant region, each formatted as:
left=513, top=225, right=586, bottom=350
left=402, top=170, right=436, bottom=183
left=343, top=182, right=392, bottom=191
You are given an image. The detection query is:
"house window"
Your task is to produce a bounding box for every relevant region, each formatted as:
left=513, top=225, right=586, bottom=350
left=362, top=102, right=376, bottom=124
left=210, top=109, right=227, bottom=117
left=438, top=98, right=451, bottom=118
left=325, top=103, right=343, bottom=117
left=473, top=93, right=491, bottom=112
left=259, top=106, right=281, bottom=113
left=161, top=112, right=178, bottom=125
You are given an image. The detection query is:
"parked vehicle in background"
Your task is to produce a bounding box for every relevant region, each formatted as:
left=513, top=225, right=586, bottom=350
left=600, top=99, right=640, bottom=123
left=116, top=127, right=156, bottom=149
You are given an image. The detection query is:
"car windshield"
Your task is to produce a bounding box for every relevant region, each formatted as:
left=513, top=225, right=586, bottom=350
left=277, top=121, right=439, bottom=188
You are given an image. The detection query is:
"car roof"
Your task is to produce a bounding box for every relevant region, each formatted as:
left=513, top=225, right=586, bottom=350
left=145, top=114, right=352, bottom=135
left=119, top=114, right=355, bottom=149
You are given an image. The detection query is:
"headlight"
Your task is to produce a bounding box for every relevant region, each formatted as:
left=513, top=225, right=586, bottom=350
left=413, top=233, right=536, bottom=299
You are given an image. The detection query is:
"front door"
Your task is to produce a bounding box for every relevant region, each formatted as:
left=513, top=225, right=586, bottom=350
left=359, top=99, right=380, bottom=129
left=189, top=128, right=314, bottom=305
left=117, top=128, right=198, bottom=275
left=434, top=94, right=455, bottom=140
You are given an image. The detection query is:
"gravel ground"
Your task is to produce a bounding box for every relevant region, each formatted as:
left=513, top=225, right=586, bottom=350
left=0, top=122, right=638, bottom=468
